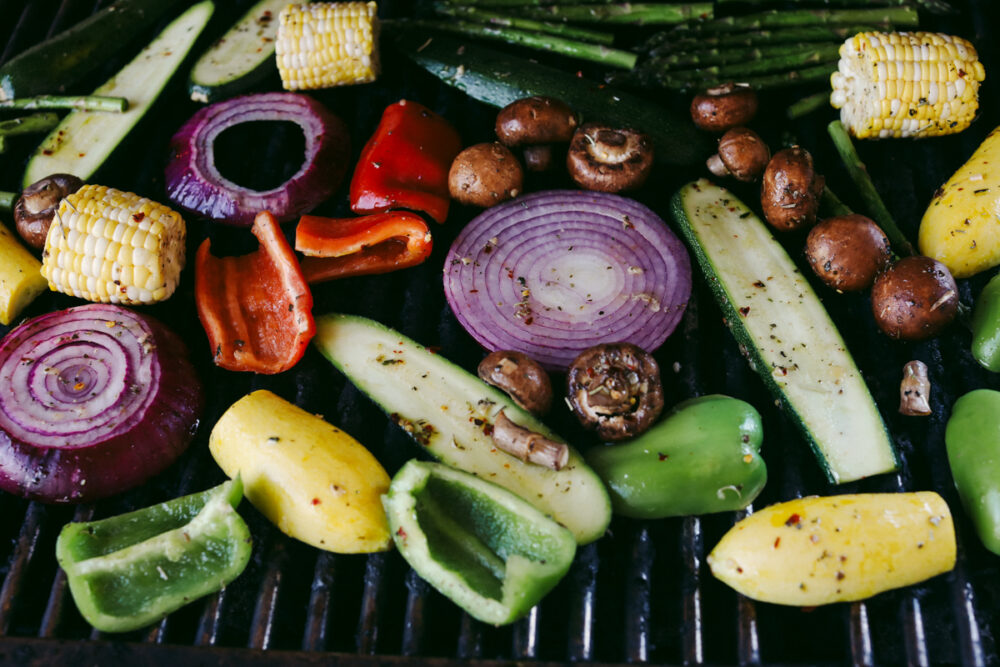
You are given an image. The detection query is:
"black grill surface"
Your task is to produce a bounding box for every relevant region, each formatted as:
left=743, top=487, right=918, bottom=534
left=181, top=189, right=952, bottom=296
left=1, top=1, right=999, bottom=665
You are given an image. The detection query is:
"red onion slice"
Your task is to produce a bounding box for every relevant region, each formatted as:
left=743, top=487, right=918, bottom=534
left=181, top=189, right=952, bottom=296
left=0, top=304, right=203, bottom=503
left=165, top=92, right=349, bottom=226
left=444, top=190, right=691, bottom=370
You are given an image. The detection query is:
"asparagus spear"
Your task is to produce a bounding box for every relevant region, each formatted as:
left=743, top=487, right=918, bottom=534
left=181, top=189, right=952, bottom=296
left=649, top=41, right=840, bottom=70
left=827, top=120, right=915, bottom=256
left=0, top=191, right=13, bottom=211
left=649, top=62, right=837, bottom=91
left=635, top=46, right=841, bottom=83
left=434, top=5, right=615, bottom=43
left=670, top=6, right=918, bottom=34
left=386, top=19, right=637, bottom=68
left=717, top=0, right=954, bottom=13
left=0, top=95, right=128, bottom=112
left=787, top=90, right=832, bottom=119
left=641, top=24, right=888, bottom=56
left=498, top=3, right=714, bottom=26
left=0, top=112, right=59, bottom=153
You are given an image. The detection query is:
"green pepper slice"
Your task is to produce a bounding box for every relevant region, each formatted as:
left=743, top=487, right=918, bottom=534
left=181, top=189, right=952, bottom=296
left=586, top=394, right=767, bottom=519
left=946, top=389, right=1000, bottom=555
left=382, top=460, right=576, bottom=626
left=971, top=273, right=1000, bottom=372
left=56, top=478, right=252, bottom=633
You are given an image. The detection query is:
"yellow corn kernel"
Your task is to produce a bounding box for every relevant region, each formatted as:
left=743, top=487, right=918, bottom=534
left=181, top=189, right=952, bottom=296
left=276, top=2, right=380, bottom=90
left=830, top=31, right=986, bottom=139
left=41, top=184, right=186, bottom=306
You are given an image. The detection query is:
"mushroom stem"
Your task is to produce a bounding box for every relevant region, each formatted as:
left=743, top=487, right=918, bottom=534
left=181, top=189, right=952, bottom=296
left=491, top=410, right=569, bottom=471
left=899, top=360, right=932, bottom=416
left=707, top=153, right=730, bottom=177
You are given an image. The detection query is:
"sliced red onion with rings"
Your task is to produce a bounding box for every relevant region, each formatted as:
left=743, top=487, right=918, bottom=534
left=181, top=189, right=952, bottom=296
left=165, top=92, right=349, bottom=226
left=444, top=190, right=691, bottom=370
left=0, top=304, right=203, bottom=503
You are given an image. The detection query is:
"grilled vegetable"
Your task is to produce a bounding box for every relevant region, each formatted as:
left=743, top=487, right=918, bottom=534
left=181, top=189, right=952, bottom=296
left=871, top=255, right=959, bottom=341
left=586, top=395, right=766, bottom=519
left=971, top=273, right=1000, bottom=371
left=0, top=0, right=187, bottom=101
left=918, top=126, right=1000, bottom=279
left=830, top=31, right=985, bottom=139
left=22, top=1, right=215, bottom=187
left=708, top=493, right=956, bottom=606
left=188, top=0, right=287, bottom=103
left=0, top=305, right=202, bottom=504
left=671, top=179, right=897, bottom=484
left=210, top=390, right=392, bottom=554
left=946, top=389, right=1000, bottom=555
left=14, top=174, right=83, bottom=250
left=313, top=313, right=612, bottom=545
left=56, top=479, right=251, bottom=633
left=0, top=220, right=46, bottom=325
left=41, top=184, right=186, bottom=306
left=276, top=1, right=380, bottom=90
left=383, top=460, right=576, bottom=626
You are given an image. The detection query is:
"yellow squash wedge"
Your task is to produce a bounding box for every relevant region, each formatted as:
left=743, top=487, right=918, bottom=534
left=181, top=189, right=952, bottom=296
left=209, top=390, right=391, bottom=553
left=0, top=220, right=46, bottom=325
left=919, top=125, right=1000, bottom=278
left=708, top=492, right=955, bottom=606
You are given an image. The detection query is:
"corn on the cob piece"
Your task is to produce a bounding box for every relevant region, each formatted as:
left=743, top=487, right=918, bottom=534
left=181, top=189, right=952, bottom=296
left=830, top=31, right=986, bottom=139
left=276, top=2, right=380, bottom=91
left=41, top=185, right=186, bottom=305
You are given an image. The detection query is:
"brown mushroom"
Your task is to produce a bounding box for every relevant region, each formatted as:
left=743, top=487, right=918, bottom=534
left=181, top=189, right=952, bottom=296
left=706, top=127, right=770, bottom=182
left=760, top=146, right=824, bottom=232
left=478, top=350, right=552, bottom=415
left=14, top=174, right=83, bottom=250
left=566, top=342, right=664, bottom=441
left=690, top=82, right=758, bottom=133
left=495, top=96, right=578, bottom=173
left=566, top=123, right=654, bottom=193
left=871, top=255, right=959, bottom=341
left=805, top=214, right=893, bottom=292
left=448, top=143, right=524, bottom=208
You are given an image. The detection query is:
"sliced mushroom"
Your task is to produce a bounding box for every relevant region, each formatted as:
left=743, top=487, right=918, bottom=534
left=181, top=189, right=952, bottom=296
left=491, top=410, right=568, bottom=470
left=14, top=174, right=83, bottom=250
left=690, top=82, right=758, bottom=133
left=495, top=96, right=578, bottom=173
left=566, top=342, right=664, bottom=441
left=448, top=142, right=524, bottom=208
left=706, top=127, right=770, bottom=182
left=566, top=123, right=654, bottom=193
left=477, top=350, right=552, bottom=415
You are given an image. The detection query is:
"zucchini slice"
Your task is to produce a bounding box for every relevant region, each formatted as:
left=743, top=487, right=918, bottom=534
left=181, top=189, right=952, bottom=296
left=188, top=0, right=286, bottom=103
left=671, top=179, right=897, bottom=484
left=313, top=313, right=612, bottom=545
left=22, top=1, right=215, bottom=188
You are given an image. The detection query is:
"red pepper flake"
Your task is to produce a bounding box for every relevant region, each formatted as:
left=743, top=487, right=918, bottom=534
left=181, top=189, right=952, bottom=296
left=312, top=498, right=321, bottom=505
left=738, top=306, right=750, bottom=317
left=132, top=212, right=145, bottom=223
left=785, top=513, right=801, bottom=527
left=396, top=527, right=407, bottom=538
left=774, top=537, right=781, bottom=548
left=658, top=453, right=669, bottom=461
left=836, top=571, right=845, bottom=580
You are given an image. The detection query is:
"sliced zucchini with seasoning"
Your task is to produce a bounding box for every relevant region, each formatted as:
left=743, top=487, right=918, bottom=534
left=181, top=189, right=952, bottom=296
left=313, top=313, right=612, bottom=545
left=188, top=0, right=286, bottom=103
left=670, top=179, right=897, bottom=484
left=22, top=1, right=215, bottom=187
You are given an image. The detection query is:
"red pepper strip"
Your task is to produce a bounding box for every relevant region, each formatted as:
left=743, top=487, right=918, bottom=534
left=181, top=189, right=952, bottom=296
left=349, top=99, right=462, bottom=223
left=195, top=210, right=315, bottom=374
left=296, top=212, right=433, bottom=284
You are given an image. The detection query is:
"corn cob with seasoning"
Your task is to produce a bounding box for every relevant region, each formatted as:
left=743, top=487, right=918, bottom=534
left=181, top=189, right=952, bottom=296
left=830, top=31, right=986, bottom=139
left=41, top=184, right=186, bottom=305
left=276, top=2, right=380, bottom=91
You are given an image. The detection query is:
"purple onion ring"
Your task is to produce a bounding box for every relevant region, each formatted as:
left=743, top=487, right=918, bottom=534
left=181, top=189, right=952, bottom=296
left=444, top=190, right=692, bottom=370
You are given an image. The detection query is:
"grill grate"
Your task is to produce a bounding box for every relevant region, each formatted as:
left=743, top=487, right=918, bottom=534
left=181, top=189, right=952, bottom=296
left=0, top=0, right=999, bottom=665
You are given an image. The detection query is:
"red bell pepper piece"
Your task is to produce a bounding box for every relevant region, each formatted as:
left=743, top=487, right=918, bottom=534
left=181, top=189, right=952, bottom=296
left=295, top=212, right=433, bottom=284
left=195, top=211, right=315, bottom=374
left=349, top=99, right=462, bottom=223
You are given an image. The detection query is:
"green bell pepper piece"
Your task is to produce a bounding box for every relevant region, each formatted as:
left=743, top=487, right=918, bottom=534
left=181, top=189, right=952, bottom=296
left=56, top=478, right=252, bottom=633
left=946, top=389, right=1000, bottom=555
left=585, top=395, right=766, bottom=519
left=382, top=460, right=576, bottom=626
left=972, top=273, right=1000, bottom=372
